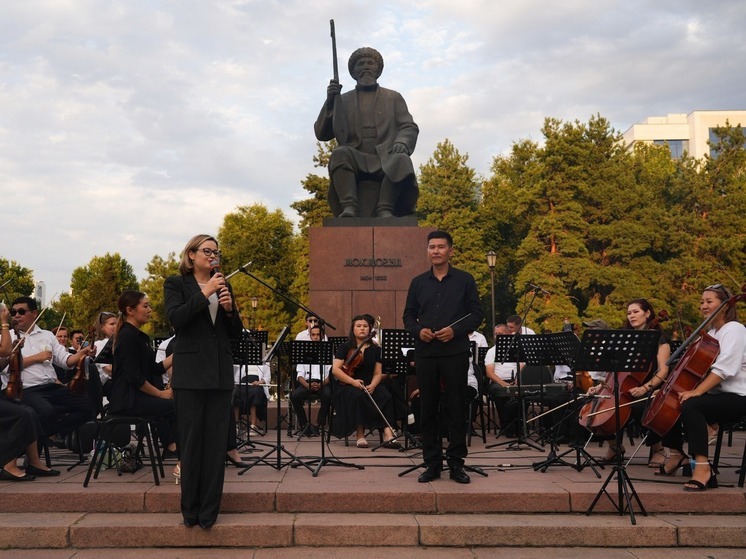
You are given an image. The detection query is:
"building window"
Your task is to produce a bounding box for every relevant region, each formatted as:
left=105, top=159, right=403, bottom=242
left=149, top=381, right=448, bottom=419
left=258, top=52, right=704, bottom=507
left=653, top=139, right=688, bottom=159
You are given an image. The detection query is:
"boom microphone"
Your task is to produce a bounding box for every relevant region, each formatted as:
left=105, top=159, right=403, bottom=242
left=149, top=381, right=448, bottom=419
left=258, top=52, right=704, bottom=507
left=528, top=282, right=550, bottom=295
left=225, top=262, right=254, bottom=280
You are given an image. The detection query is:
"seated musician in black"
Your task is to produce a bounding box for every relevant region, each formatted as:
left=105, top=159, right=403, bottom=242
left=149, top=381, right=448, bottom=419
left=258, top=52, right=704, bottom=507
left=331, top=314, right=398, bottom=448
left=290, top=324, right=331, bottom=436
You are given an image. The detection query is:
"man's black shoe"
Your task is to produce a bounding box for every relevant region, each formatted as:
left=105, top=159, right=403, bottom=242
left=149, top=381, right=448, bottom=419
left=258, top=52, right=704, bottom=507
left=417, top=466, right=441, bottom=483
left=449, top=466, right=470, bottom=484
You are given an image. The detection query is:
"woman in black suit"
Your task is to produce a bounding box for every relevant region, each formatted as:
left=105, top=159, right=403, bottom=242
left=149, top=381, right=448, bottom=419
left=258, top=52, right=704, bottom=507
left=164, top=234, right=243, bottom=529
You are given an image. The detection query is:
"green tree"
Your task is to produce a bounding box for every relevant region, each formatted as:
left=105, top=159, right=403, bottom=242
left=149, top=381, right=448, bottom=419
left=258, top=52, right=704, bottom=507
left=55, top=253, right=139, bottom=333
left=0, top=258, right=35, bottom=307
left=140, top=252, right=180, bottom=337
left=217, top=204, right=296, bottom=337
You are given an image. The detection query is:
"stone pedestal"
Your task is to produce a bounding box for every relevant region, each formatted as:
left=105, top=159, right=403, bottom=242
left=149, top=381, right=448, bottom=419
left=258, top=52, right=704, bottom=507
left=309, top=224, right=434, bottom=334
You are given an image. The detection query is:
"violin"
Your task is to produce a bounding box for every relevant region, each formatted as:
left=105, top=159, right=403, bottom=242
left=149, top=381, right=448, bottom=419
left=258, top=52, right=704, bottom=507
left=578, top=309, right=668, bottom=435
left=341, top=317, right=379, bottom=379
left=4, top=329, right=24, bottom=402
left=68, top=327, right=95, bottom=395
left=643, top=286, right=746, bottom=436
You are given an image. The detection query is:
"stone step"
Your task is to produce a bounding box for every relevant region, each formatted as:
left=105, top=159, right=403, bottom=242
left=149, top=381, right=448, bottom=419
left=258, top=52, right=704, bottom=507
left=1, top=512, right=745, bottom=550
left=2, top=477, right=746, bottom=514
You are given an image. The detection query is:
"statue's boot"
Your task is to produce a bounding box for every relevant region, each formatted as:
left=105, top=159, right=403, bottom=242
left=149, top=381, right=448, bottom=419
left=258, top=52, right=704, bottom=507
left=376, top=177, right=396, bottom=218
left=334, top=168, right=358, bottom=218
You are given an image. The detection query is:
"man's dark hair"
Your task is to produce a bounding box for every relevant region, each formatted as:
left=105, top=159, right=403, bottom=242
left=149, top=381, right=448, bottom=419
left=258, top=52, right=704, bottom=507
left=427, top=230, right=453, bottom=247
left=506, top=315, right=522, bottom=325
left=11, top=296, right=37, bottom=310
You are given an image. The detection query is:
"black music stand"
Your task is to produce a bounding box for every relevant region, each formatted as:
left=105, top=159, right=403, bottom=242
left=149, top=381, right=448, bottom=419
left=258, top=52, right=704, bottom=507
left=288, top=340, right=330, bottom=438
left=582, top=329, right=660, bottom=524
left=528, top=332, right=603, bottom=477
left=287, top=340, right=363, bottom=476
left=233, top=330, right=264, bottom=449
left=485, top=333, right=543, bottom=451
left=238, top=326, right=313, bottom=474
left=370, top=329, right=416, bottom=451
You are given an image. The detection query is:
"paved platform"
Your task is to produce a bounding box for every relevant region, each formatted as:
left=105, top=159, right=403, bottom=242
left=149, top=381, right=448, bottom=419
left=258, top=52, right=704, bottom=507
left=1, top=427, right=745, bottom=554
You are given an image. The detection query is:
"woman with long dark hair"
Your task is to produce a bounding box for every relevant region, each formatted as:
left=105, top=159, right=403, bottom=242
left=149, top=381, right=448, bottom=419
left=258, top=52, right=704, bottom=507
left=164, top=234, right=243, bottom=529
left=331, top=314, right=398, bottom=448
left=658, top=284, right=746, bottom=491
left=109, top=290, right=177, bottom=465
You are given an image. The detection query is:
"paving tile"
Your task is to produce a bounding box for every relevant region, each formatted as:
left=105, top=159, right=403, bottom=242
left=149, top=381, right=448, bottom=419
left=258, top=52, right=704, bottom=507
left=0, top=483, right=148, bottom=513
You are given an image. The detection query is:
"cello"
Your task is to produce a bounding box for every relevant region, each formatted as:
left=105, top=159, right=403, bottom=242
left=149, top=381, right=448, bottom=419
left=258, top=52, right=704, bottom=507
left=578, top=310, right=669, bottom=436
left=642, top=285, right=746, bottom=437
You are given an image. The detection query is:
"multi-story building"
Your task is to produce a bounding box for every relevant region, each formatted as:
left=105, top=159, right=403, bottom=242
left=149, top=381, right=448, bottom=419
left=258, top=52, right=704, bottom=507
left=622, top=110, right=746, bottom=160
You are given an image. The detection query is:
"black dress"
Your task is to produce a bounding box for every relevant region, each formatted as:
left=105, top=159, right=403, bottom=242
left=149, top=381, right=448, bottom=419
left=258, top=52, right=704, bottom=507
left=332, top=342, right=396, bottom=436
left=0, top=398, right=37, bottom=465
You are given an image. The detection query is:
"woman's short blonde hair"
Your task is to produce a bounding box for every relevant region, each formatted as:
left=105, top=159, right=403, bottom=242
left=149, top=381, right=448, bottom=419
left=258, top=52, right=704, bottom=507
left=178, top=234, right=218, bottom=275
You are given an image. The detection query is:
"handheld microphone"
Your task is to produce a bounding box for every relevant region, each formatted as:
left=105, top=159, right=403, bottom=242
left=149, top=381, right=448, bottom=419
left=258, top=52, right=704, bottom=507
left=210, top=259, right=223, bottom=296
left=528, top=282, right=550, bottom=295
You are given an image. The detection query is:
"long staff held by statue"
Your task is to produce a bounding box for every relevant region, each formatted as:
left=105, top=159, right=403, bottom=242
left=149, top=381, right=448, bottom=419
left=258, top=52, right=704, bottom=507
left=329, top=19, right=348, bottom=143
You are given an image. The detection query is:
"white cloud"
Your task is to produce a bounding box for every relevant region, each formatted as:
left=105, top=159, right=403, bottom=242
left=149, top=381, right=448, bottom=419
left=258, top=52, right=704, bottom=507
left=1, top=0, right=745, bottom=298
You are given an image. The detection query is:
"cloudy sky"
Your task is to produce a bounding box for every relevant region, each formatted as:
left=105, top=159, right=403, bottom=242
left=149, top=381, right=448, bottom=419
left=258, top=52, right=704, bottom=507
left=2, top=0, right=744, bottom=302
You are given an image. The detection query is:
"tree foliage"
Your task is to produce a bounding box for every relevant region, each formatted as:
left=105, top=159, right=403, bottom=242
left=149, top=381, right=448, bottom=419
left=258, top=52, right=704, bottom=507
left=217, top=203, right=297, bottom=337
left=54, top=253, right=139, bottom=333
left=140, top=252, right=180, bottom=337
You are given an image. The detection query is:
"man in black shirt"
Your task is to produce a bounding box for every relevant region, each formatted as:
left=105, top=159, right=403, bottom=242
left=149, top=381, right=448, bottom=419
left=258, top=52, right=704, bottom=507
left=403, top=231, right=483, bottom=483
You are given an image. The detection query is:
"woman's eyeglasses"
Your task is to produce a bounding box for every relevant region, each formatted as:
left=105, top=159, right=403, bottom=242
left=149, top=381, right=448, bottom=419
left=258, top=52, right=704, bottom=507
left=198, top=248, right=221, bottom=257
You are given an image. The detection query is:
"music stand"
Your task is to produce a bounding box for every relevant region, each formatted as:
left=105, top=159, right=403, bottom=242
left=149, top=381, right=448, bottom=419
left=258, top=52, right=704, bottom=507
left=581, top=329, right=660, bottom=524
left=370, top=329, right=417, bottom=451
left=232, top=329, right=264, bottom=449
left=288, top=340, right=330, bottom=438
left=528, top=332, right=604, bottom=476
left=287, top=340, right=363, bottom=476
left=238, top=326, right=313, bottom=474
left=485, top=333, right=543, bottom=451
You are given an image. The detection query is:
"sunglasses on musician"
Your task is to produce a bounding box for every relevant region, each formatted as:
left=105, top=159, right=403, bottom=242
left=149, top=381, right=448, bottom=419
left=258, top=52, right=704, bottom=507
left=10, top=308, right=29, bottom=316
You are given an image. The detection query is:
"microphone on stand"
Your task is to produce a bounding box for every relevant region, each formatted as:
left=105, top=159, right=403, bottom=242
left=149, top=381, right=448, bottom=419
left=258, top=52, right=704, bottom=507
left=528, top=282, right=550, bottom=295
left=225, top=262, right=253, bottom=280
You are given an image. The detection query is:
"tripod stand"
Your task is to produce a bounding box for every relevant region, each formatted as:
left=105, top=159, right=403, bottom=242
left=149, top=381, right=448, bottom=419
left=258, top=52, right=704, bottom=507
left=238, top=326, right=313, bottom=474
left=583, top=329, right=660, bottom=524
left=232, top=329, right=266, bottom=452
left=375, top=329, right=420, bottom=451
left=287, top=340, right=362, bottom=476
left=526, top=331, right=603, bottom=477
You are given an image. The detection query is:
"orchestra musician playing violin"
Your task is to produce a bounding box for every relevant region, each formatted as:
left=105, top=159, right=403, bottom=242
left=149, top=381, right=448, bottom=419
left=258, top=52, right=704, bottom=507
left=656, top=284, right=746, bottom=491
left=585, top=299, right=671, bottom=465
left=8, top=297, right=93, bottom=449
left=331, top=314, right=399, bottom=449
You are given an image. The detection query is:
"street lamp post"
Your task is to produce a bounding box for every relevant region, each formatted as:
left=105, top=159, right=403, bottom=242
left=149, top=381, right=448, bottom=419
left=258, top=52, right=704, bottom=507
left=250, top=296, right=258, bottom=329
left=486, top=251, right=497, bottom=342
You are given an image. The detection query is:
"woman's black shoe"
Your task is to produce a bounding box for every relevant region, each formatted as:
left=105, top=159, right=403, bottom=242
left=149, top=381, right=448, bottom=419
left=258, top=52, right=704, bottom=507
left=226, top=454, right=251, bottom=468
left=0, top=469, right=35, bottom=482
left=199, top=519, right=215, bottom=529
left=183, top=518, right=199, bottom=527
left=26, top=466, right=61, bottom=477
